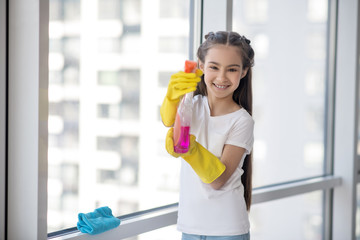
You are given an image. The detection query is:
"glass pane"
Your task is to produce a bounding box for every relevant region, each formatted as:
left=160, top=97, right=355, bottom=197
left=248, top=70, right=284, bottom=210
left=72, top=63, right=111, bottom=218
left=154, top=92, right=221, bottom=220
left=123, top=225, right=180, bottom=240
left=48, top=0, right=190, bottom=232
left=233, top=0, right=329, bottom=187
left=250, top=191, right=323, bottom=239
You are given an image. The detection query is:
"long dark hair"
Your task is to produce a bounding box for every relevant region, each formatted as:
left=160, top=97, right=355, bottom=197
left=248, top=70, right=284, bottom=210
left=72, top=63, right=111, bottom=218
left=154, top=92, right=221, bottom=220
left=195, top=31, right=255, bottom=211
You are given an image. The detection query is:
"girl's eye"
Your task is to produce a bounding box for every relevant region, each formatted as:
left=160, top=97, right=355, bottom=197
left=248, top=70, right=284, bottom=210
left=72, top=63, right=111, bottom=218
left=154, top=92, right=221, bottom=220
left=209, top=66, right=218, bottom=70
left=229, top=68, right=238, bottom=72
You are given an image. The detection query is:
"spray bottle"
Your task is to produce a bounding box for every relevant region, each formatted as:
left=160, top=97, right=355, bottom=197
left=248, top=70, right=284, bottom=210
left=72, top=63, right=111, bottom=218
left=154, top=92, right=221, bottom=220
left=173, top=60, right=198, bottom=153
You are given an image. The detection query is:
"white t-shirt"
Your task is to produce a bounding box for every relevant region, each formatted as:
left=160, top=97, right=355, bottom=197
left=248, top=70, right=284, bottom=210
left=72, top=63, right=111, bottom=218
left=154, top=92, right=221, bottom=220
left=177, top=95, right=254, bottom=236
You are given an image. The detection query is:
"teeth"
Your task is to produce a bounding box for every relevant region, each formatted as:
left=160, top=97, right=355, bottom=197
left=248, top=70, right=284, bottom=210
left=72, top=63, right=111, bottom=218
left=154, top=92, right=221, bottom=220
left=214, top=84, right=227, bottom=89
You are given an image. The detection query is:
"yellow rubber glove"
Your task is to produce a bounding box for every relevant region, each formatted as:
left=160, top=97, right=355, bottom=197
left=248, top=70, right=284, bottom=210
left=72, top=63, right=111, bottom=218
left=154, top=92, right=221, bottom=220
left=160, top=70, right=202, bottom=127
left=165, top=128, right=226, bottom=183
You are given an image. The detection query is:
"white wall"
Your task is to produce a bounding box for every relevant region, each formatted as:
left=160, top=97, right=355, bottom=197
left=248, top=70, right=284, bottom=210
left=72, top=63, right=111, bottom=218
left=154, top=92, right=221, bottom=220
left=7, top=0, right=48, bottom=239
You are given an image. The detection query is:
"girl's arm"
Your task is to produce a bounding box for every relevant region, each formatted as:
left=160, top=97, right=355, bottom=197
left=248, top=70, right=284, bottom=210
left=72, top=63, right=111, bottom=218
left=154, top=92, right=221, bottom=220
left=209, top=144, right=246, bottom=190
left=165, top=127, right=246, bottom=186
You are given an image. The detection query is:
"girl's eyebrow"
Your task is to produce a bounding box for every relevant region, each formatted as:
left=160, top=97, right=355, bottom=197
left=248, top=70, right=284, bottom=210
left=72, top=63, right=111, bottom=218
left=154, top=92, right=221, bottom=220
left=208, top=61, right=241, bottom=68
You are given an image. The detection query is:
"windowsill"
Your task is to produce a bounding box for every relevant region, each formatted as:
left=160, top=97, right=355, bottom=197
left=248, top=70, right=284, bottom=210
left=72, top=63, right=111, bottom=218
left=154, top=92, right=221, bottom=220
left=48, top=175, right=341, bottom=240
left=49, top=203, right=178, bottom=240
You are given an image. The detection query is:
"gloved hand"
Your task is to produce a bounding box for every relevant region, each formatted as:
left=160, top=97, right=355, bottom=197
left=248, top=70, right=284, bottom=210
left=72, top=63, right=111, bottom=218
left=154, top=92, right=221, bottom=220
left=165, top=128, right=226, bottom=183
left=160, top=70, right=202, bottom=127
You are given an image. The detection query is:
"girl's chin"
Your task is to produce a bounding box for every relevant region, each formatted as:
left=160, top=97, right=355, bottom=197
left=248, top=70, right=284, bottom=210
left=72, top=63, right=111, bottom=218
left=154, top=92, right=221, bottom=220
left=208, top=90, right=233, bottom=100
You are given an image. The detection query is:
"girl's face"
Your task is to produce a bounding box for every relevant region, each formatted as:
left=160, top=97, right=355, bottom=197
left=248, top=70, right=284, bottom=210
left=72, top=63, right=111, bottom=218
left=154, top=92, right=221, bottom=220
left=199, top=44, right=248, bottom=103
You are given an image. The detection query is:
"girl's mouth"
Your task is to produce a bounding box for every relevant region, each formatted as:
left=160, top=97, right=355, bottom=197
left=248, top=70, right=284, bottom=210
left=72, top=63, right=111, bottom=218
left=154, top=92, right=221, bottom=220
left=214, top=83, right=228, bottom=89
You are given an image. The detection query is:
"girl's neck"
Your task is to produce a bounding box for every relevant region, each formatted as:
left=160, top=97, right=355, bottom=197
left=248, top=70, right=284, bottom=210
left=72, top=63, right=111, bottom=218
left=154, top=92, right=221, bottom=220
left=207, top=95, right=241, bottom=116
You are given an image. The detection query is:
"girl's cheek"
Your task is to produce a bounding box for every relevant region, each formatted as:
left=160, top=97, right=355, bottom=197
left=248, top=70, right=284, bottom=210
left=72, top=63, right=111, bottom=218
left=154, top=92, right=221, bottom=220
left=205, top=71, right=216, bottom=77
left=204, top=76, right=212, bottom=86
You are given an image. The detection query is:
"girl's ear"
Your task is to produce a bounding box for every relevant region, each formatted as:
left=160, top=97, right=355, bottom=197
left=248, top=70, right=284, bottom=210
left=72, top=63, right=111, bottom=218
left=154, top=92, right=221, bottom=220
left=241, top=67, right=249, bottom=79
left=198, top=61, right=204, bottom=71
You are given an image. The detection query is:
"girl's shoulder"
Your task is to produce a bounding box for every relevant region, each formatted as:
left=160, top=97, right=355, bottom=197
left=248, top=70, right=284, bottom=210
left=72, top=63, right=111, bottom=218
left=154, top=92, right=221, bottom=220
left=237, top=108, right=253, bottom=121
left=235, top=108, right=254, bottom=127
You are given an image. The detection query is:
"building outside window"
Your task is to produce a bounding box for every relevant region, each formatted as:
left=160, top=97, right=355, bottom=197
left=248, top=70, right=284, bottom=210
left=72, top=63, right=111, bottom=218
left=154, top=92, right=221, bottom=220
left=48, top=2, right=189, bottom=239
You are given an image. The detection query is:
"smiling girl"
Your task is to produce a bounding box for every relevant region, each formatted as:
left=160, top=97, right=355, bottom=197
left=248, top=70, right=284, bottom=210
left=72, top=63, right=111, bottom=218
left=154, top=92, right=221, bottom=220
left=161, top=31, right=255, bottom=240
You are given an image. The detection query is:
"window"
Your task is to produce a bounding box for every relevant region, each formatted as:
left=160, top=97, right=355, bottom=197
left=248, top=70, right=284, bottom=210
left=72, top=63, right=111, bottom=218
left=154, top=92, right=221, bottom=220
left=251, top=191, right=323, bottom=239
left=0, top=0, right=359, bottom=239
left=4, top=0, right=358, bottom=239
left=232, top=0, right=331, bottom=238
left=233, top=0, right=329, bottom=187
left=124, top=225, right=181, bottom=240
left=48, top=0, right=190, bottom=233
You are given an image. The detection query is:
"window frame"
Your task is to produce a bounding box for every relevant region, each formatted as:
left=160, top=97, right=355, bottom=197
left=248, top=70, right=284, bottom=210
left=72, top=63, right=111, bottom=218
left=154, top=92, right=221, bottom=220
left=332, top=0, right=360, bottom=238
left=0, top=0, right=7, bottom=239
left=322, top=0, right=338, bottom=238
left=3, top=0, right=359, bottom=239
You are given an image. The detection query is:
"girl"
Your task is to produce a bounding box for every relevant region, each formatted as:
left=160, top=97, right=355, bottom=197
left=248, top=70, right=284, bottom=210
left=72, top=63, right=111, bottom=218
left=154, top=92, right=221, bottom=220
left=160, top=31, right=255, bottom=240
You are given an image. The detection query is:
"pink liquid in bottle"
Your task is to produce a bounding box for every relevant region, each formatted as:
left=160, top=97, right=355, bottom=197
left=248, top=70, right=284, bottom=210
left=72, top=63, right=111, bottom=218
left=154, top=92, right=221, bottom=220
left=173, top=60, right=197, bottom=154
left=174, top=126, right=190, bottom=153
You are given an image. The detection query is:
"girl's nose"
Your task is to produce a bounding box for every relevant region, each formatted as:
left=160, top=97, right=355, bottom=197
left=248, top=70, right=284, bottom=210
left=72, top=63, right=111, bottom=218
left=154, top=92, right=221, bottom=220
left=216, top=70, right=227, bottom=81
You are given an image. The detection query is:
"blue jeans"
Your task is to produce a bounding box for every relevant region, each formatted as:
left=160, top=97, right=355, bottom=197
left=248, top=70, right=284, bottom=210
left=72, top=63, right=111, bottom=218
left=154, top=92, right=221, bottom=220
left=182, top=232, right=250, bottom=240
